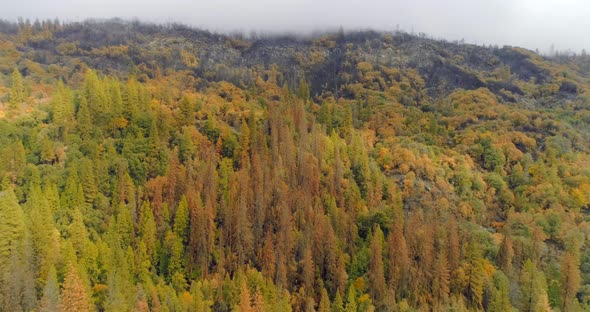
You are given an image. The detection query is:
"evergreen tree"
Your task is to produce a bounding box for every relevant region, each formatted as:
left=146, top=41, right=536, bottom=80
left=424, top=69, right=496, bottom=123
left=179, top=95, right=193, bottom=127
left=77, top=94, right=92, bottom=140
left=488, top=271, right=512, bottom=312
left=297, top=78, right=311, bottom=102
left=60, top=264, right=90, bottom=312
left=332, top=291, right=345, bottom=312
left=368, top=225, right=386, bottom=305
left=238, top=279, right=252, bottom=312
left=69, top=207, right=89, bottom=259
left=463, top=239, right=485, bottom=310
left=28, top=184, right=60, bottom=290
left=0, top=187, right=25, bottom=267
left=318, top=287, right=331, bottom=312
left=139, top=201, right=157, bottom=263
left=519, top=259, right=550, bottom=312
left=252, top=288, right=264, bottom=312
left=387, top=222, right=409, bottom=298
left=345, top=285, right=357, bottom=312
left=51, top=81, right=74, bottom=140
left=174, top=195, right=190, bottom=244
left=9, top=67, right=25, bottom=108
left=39, top=266, right=60, bottom=312
left=561, top=253, right=581, bottom=312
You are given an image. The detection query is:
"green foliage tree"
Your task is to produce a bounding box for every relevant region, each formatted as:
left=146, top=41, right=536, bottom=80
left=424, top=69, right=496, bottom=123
left=345, top=285, right=357, bottom=312
left=519, top=259, right=551, bottom=312
left=9, top=67, right=25, bottom=108
left=139, top=201, right=157, bottom=263
left=368, top=225, right=386, bottom=305
left=174, top=195, right=190, bottom=244
left=0, top=187, right=25, bottom=267
left=488, top=271, right=513, bottom=312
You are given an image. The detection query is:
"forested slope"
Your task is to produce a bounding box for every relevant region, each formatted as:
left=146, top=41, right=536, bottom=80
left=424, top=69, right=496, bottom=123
left=1, top=19, right=590, bottom=311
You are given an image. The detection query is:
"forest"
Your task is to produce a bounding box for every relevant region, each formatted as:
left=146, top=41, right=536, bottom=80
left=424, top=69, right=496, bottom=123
left=1, top=18, right=590, bottom=311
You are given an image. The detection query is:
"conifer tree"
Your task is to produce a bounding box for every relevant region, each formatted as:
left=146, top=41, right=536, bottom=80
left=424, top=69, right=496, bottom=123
left=39, top=266, right=60, bottom=312
left=368, top=225, right=386, bottom=305
left=69, top=207, right=89, bottom=259
left=174, top=195, right=190, bottom=244
left=0, top=187, right=25, bottom=267
left=519, top=259, right=550, bottom=312
left=387, top=222, right=409, bottom=298
left=77, top=94, right=92, bottom=140
left=488, top=271, right=512, bottom=312
left=561, top=253, right=581, bottom=312
left=252, top=288, right=265, bottom=312
left=9, top=67, right=25, bottom=108
left=28, top=184, right=59, bottom=288
left=60, top=264, right=90, bottom=312
left=52, top=81, right=74, bottom=140
left=238, top=279, right=252, bottom=312
left=318, top=287, right=331, bottom=312
left=332, top=291, right=345, bottom=312
left=464, top=240, right=485, bottom=310
left=179, top=95, right=193, bottom=128
left=139, top=201, right=157, bottom=262
left=345, top=285, right=357, bottom=312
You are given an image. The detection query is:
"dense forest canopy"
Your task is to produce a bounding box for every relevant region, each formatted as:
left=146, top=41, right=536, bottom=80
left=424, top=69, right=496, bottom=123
left=1, top=18, right=590, bottom=312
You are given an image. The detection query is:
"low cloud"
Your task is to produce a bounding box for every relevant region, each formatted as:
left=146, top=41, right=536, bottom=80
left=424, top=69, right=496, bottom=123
left=2, top=0, right=589, bottom=52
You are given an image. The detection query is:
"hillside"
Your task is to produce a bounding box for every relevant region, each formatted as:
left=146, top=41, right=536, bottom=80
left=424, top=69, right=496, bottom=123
left=1, top=19, right=590, bottom=311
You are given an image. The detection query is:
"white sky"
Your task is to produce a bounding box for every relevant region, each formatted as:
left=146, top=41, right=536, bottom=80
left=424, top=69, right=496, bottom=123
left=1, top=0, right=589, bottom=52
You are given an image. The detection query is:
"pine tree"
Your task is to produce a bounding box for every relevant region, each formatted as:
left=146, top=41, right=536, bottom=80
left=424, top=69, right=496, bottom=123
left=107, top=77, right=124, bottom=118
left=318, top=287, right=331, bottom=312
left=51, top=81, right=74, bottom=140
left=60, top=264, right=90, bottom=312
left=116, top=203, right=135, bottom=249
left=488, top=271, right=512, bottom=312
left=83, top=69, right=108, bottom=120
left=497, top=233, right=514, bottom=276
left=174, top=195, right=190, bottom=244
left=433, top=247, right=450, bottom=305
left=238, top=119, right=251, bottom=168
left=79, top=158, right=98, bottom=204
left=192, top=281, right=213, bottom=312
left=28, top=184, right=59, bottom=290
left=368, top=225, right=386, bottom=305
left=464, top=239, right=484, bottom=310
left=297, top=78, right=311, bottom=102
left=252, top=288, right=265, bottom=312
left=77, top=93, right=92, bottom=140
left=387, top=222, right=409, bottom=298
left=133, top=295, right=150, bottom=312
left=0, top=187, right=25, bottom=267
left=39, top=266, right=60, bottom=312
left=2, top=232, right=37, bottom=312
left=301, top=246, right=315, bottom=296
left=345, top=285, right=357, bottom=312
left=139, top=201, right=157, bottom=262
left=519, top=259, right=550, bottom=312
left=561, top=253, right=581, bottom=312
left=238, top=279, right=252, bottom=312
left=69, top=207, right=89, bottom=259
left=179, top=95, right=193, bottom=127
left=123, top=77, right=140, bottom=120
left=332, top=291, right=345, bottom=312
left=9, top=67, right=25, bottom=108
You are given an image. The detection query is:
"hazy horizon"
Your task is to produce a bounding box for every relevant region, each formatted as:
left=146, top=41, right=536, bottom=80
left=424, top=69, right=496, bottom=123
left=2, top=0, right=590, bottom=53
